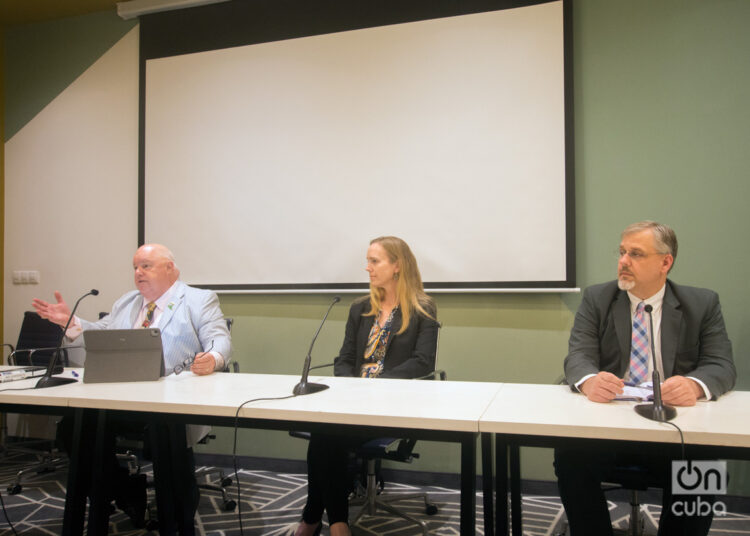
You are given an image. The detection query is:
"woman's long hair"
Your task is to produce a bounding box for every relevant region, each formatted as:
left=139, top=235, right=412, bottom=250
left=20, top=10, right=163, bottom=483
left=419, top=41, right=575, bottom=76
left=365, top=236, right=435, bottom=334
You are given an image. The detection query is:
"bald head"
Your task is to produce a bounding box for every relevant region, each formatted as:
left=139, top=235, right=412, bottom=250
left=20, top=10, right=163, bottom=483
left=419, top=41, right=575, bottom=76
left=133, top=244, right=180, bottom=301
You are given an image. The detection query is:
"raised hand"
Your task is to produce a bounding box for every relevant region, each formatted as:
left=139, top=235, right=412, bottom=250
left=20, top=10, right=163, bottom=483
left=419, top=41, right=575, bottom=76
left=32, top=291, right=72, bottom=327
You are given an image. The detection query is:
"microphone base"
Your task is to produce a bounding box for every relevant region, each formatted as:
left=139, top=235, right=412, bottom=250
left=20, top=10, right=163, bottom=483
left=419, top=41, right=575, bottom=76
left=293, top=381, right=329, bottom=396
left=635, top=402, right=677, bottom=422
left=35, top=376, right=78, bottom=389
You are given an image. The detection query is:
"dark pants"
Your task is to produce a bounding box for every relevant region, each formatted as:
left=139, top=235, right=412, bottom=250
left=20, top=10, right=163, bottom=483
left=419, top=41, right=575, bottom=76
left=554, top=446, right=714, bottom=536
left=59, top=413, right=198, bottom=535
left=302, top=433, right=366, bottom=526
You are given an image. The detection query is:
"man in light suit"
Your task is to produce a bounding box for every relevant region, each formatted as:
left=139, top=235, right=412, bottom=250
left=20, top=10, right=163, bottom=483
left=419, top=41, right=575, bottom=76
left=33, top=243, right=232, bottom=535
left=555, top=221, right=735, bottom=536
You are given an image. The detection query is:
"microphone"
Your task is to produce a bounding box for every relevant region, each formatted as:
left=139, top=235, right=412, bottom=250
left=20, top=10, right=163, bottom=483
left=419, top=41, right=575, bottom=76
left=36, top=289, right=99, bottom=389
left=293, top=296, right=340, bottom=396
left=634, top=303, right=677, bottom=421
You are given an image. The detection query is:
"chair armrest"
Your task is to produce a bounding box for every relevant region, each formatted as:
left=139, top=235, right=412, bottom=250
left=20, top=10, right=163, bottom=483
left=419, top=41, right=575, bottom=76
left=414, top=369, right=447, bottom=381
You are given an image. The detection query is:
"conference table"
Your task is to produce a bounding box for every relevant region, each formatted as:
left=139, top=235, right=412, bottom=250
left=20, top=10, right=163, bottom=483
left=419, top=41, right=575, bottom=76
left=0, top=370, right=501, bottom=535
left=4, top=373, right=749, bottom=536
left=479, top=383, right=750, bottom=536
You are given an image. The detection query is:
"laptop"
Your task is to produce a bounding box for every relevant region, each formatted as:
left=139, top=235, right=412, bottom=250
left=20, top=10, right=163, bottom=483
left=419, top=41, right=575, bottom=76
left=82, top=329, right=165, bottom=383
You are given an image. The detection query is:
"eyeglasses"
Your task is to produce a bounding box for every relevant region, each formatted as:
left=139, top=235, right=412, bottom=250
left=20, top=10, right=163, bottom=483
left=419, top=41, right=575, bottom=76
left=174, top=340, right=213, bottom=375
left=616, top=249, right=668, bottom=261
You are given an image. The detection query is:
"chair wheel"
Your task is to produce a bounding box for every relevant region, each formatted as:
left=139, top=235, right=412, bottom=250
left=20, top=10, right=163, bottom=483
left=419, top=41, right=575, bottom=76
left=223, top=499, right=237, bottom=512
left=7, top=484, right=21, bottom=495
left=220, top=477, right=232, bottom=487
left=425, top=503, right=438, bottom=516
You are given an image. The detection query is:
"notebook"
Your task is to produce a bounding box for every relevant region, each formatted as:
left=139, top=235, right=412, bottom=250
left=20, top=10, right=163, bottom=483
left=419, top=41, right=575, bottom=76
left=0, top=366, right=47, bottom=383
left=82, top=328, right=165, bottom=383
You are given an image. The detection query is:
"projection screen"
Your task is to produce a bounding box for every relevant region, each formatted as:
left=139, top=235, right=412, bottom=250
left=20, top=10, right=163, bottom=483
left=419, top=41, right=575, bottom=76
left=141, top=0, right=573, bottom=291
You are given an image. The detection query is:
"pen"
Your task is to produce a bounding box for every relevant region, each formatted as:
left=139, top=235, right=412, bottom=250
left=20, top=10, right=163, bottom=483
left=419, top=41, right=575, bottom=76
left=71, top=371, right=79, bottom=378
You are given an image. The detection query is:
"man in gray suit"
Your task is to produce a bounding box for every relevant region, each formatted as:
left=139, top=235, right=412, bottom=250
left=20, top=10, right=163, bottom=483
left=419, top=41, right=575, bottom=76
left=33, top=244, right=232, bottom=535
left=33, top=243, right=231, bottom=375
left=555, top=221, right=735, bottom=536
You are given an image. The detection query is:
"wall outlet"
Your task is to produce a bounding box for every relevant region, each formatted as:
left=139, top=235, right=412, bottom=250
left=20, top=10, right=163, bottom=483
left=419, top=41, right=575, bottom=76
left=11, top=270, right=40, bottom=284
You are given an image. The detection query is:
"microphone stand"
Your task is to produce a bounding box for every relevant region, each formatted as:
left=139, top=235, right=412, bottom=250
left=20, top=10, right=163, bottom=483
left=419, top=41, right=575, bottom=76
left=293, top=296, right=340, bottom=396
left=634, top=304, right=677, bottom=421
left=36, top=289, right=99, bottom=389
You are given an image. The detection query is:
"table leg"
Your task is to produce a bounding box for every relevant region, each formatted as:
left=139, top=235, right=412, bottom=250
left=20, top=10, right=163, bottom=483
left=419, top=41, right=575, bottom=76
left=495, top=437, right=509, bottom=536
left=460, top=433, right=477, bottom=535
left=62, top=408, right=87, bottom=536
left=87, top=409, right=114, bottom=534
left=510, top=443, right=522, bottom=536
left=150, top=418, right=196, bottom=536
left=481, top=432, right=494, bottom=536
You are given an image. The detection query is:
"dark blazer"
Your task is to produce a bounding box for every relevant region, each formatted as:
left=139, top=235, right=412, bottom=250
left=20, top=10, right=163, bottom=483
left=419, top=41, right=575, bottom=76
left=564, top=279, right=735, bottom=399
left=333, top=296, right=439, bottom=379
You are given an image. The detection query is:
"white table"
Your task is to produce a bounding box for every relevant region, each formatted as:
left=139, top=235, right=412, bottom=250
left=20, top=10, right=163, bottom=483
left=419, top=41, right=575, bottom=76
left=1, top=370, right=503, bottom=535
left=478, top=384, right=750, bottom=536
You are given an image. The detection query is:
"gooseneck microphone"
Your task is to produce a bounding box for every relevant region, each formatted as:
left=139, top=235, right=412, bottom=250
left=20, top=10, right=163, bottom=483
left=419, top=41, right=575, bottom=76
left=634, top=303, right=677, bottom=421
left=293, top=296, right=340, bottom=396
left=36, top=289, right=99, bottom=389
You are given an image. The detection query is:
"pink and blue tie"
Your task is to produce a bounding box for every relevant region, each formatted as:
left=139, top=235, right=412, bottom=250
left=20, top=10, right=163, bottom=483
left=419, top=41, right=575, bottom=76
left=628, top=302, right=649, bottom=385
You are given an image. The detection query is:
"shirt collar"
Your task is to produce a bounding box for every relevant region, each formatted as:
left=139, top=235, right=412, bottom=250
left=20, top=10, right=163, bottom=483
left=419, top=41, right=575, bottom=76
left=627, top=284, right=666, bottom=313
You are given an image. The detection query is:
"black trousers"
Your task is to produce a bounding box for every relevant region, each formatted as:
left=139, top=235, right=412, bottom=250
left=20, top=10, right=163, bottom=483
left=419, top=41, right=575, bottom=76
left=553, top=446, right=714, bottom=536
left=59, top=413, right=198, bottom=535
left=302, top=433, right=367, bottom=526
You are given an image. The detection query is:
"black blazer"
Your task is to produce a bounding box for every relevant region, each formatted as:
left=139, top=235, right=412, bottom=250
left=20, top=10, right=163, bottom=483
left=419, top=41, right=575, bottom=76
left=564, top=279, right=736, bottom=399
left=333, top=296, right=439, bottom=379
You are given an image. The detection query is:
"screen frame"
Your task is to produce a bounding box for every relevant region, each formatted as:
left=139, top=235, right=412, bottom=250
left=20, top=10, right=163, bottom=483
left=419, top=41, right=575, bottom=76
left=137, top=0, right=575, bottom=291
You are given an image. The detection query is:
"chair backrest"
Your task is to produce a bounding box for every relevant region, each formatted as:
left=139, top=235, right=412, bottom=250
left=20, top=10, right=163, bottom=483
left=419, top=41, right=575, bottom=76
left=224, top=317, right=238, bottom=372
left=13, top=311, right=67, bottom=367
left=434, top=321, right=445, bottom=380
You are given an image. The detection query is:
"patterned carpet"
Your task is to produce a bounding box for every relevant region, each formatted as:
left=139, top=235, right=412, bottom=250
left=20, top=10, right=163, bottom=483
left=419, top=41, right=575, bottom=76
left=0, top=449, right=748, bottom=535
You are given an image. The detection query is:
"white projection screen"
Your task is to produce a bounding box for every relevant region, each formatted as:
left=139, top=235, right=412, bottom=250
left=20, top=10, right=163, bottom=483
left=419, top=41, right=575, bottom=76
left=141, top=0, right=573, bottom=291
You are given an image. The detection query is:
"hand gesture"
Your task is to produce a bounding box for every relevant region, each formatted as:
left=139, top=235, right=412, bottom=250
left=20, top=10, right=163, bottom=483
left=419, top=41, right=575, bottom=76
left=32, top=291, right=72, bottom=327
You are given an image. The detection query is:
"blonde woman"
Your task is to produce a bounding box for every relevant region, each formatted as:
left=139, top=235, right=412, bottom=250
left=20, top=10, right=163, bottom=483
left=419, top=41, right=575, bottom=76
left=295, top=236, right=439, bottom=536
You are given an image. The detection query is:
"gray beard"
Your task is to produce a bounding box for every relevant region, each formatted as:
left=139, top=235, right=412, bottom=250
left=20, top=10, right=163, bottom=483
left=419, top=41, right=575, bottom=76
left=618, top=277, right=635, bottom=291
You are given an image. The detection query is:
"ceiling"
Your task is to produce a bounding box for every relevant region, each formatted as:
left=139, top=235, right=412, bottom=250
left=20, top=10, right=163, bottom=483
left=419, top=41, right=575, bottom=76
left=0, top=0, right=119, bottom=26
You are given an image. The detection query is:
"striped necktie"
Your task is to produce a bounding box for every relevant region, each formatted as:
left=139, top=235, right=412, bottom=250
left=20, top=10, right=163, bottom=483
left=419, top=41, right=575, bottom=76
left=628, top=302, right=649, bottom=385
left=141, top=302, right=157, bottom=328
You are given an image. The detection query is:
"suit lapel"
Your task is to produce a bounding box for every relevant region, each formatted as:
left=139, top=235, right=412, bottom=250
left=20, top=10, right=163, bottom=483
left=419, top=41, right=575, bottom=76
left=357, top=314, right=376, bottom=362
left=384, top=307, right=403, bottom=354
left=661, top=283, right=681, bottom=377
left=612, top=290, right=632, bottom=375
left=158, top=281, right=185, bottom=331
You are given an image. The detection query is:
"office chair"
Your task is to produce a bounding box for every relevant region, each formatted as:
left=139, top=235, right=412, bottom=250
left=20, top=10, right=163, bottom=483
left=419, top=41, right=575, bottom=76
left=292, top=322, right=444, bottom=535
left=2, top=312, right=69, bottom=494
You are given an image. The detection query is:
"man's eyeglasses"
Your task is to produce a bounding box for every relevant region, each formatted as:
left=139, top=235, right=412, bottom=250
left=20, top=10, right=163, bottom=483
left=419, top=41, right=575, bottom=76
left=616, top=249, right=668, bottom=261
left=174, top=340, right=213, bottom=375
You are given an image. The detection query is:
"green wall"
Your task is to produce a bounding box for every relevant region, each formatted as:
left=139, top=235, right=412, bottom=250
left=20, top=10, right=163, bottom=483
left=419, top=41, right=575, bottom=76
left=3, top=10, right=136, bottom=140
left=4, top=1, right=750, bottom=492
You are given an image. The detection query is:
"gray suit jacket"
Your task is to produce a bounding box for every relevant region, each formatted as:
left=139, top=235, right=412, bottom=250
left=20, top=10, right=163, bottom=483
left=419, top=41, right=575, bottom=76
left=564, top=279, right=735, bottom=399
left=80, top=280, right=232, bottom=374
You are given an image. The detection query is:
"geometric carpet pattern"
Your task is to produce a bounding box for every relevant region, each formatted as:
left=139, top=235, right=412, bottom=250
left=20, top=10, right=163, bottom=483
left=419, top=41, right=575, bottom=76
left=1, top=451, right=749, bottom=535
